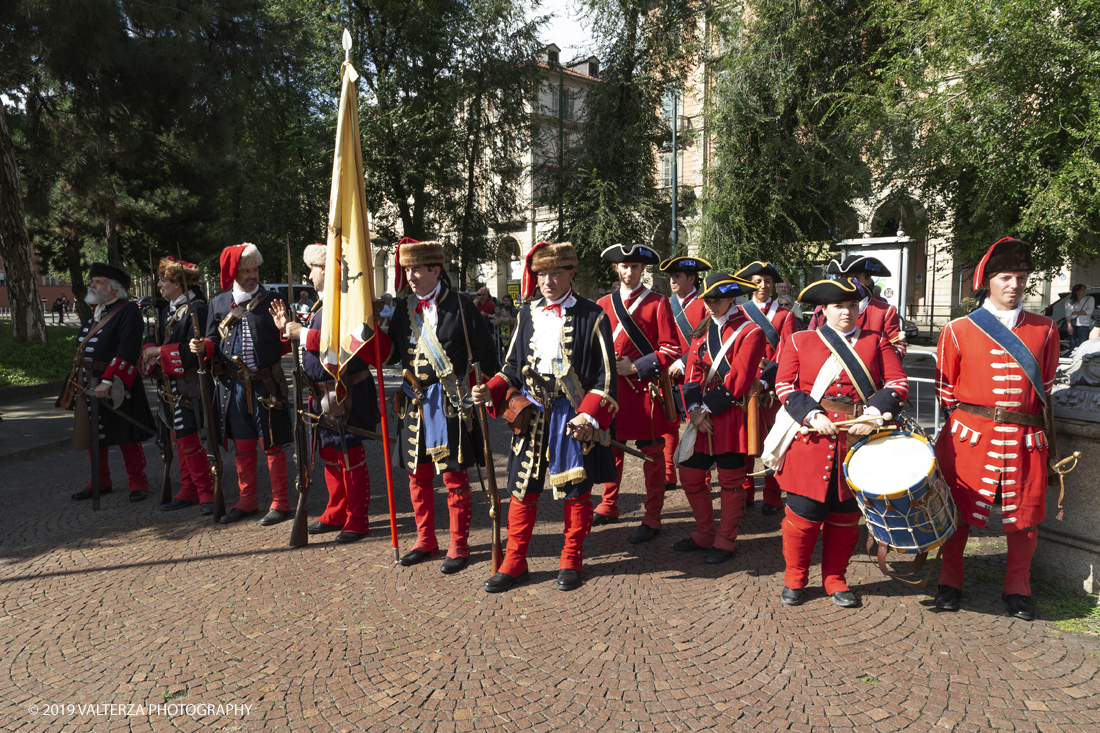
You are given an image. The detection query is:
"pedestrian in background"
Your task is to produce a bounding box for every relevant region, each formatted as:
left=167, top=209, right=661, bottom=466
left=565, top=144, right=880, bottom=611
left=1068, top=284, right=1094, bottom=348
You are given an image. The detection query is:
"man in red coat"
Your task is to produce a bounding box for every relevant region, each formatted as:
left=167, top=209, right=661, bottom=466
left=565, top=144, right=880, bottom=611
left=735, top=260, right=798, bottom=515
left=676, top=273, right=767, bottom=564
left=808, top=255, right=907, bottom=358
left=766, top=277, right=908, bottom=608
left=933, top=238, right=1059, bottom=621
left=593, top=243, right=681, bottom=544
left=658, top=255, right=712, bottom=492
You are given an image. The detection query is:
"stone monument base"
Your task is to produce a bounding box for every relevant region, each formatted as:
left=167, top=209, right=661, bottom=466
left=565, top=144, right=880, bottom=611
left=1036, top=417, right=1100, bottom=601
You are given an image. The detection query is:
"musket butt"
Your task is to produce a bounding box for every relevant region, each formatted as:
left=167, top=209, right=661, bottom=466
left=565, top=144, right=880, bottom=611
left=393, top=548, right=400, bottom=563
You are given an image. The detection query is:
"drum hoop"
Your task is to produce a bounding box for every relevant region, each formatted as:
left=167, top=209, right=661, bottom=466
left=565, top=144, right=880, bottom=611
left=843, top=429, right=938, bottom=501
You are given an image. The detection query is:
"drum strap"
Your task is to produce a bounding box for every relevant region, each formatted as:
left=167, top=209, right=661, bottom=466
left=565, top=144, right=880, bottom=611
left=869, top=542, right=942, bottom=591
left=816, top=326, right=876, bottom=403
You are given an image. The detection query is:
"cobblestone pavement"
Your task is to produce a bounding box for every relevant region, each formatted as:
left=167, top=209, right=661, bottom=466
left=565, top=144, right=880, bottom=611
left=2, top=416, right=1099, bottom=732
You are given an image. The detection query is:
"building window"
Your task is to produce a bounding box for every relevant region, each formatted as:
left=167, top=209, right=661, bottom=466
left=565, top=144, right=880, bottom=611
left=547, top=49, right=559, bottom=65
left=662, top=89, right=677, bottom=122
left=0, top=270, right=6, bottom=286
left=661, top=152, right=674, bottom=188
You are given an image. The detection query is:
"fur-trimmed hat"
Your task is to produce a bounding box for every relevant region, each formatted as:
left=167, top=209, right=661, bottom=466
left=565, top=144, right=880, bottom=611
left=659, top=255, right=712, bottom=274
left=735, top=261, right=784, bottom=284
left=601, top=243, right=660, bottom=265
left=827, top=254, right=890, bottom=278
left=89, top=262, right=131, bottom=289
left=303, top=243, right=327, bottom=268
left=797, top=277, right=863, bottom=306
left=522, top=241, right=578, bottom=299
left=157, top=256, right=201, bottom=285
left=973, top=237, right=1033, bottom=290
left=397, top=239, right=446, bottom=268
left=219, top=243, right=263, bottom=291
left=699, top=272, right=755, bottom=300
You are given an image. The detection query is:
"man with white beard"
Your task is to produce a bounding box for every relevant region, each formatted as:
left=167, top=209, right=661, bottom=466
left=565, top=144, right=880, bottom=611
left=70, top=263, right=156, bottom=503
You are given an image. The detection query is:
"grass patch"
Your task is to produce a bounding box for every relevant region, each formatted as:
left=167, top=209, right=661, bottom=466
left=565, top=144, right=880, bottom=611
left=0, top=325, right=79, bottom=388
left=1033, top=582, right=1100, bottom=635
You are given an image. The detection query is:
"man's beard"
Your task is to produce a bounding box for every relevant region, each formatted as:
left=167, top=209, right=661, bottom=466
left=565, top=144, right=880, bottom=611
left=84, top=289, right=103, bottom=305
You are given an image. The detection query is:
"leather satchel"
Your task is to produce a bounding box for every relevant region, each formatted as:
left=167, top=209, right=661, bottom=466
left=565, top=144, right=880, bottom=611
left=503, top=386, right=537, bottom=435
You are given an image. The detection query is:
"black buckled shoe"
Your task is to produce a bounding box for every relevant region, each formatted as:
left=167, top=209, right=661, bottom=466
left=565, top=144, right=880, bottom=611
left=129, top=490, right=147, bottom=503
left=934, top=584, right=962, bottom=611
left=672, top=537, right=707, bottom=552
left=334, top=531, right=367, bottom=544
left=1003, top=593, right=1035, bottom=621
left=160, top=498, right=197, bottom=512
left=308, top=520, right=342, bottom=535
left=591, top=512, right=617, bottom=527
left=483, top=569, right=530, bottom=593
left=398, top=548, right=439, bottom=567
left=627, top=524, right=660, bottom=544
left=440, top=556, right=468, bottom=574
left=556, top=569, right=582, bottom=591
left=199, top=503, right=214, bottom=516
left=761, top=503, right=780, bottom=516
left=259, top=509, right=293, bottom=526
left=831, top=590, right=859, bottom=608
left=703, top=547, right=736, bottom=564
left=72, top=485, right=113, bottom=501
left=219, top=507, right=259, bottom=524
left=781, top=586, right=804, bottom=606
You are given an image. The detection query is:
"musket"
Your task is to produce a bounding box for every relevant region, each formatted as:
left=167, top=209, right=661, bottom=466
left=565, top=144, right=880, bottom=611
left=522, top=366, right=655, bottom=462
left=457, top=297, right=502, bottom=574
left=299, top=410, right=396, bottom=444
left=148, top=247, right=174, bottom=506
left=287, top=235, right=314, bottom=548
left=177, top=244, right=223, bottom=520
left=90, top=375, right=101, bottom=511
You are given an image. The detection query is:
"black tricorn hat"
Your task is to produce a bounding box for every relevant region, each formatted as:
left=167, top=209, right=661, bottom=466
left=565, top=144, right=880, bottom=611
left=659, top=255, right=712, bottom=274
left=735, top=261, right=784, bottom=284
left=89, top=262, right=131, bottom=289
left=601, top=243, right=661, bottom=265
left=797, top=277, right=864, bottom=306
left=699, top=272, right=755, bottom=300
left=827, top=254, right=891, bottom=278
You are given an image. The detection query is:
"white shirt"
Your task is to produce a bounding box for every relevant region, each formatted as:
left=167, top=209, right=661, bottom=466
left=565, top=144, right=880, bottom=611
left=532, top=289, right=576, bottom=375
left=232, top=283, right=260, bottom=304
left=409, top=281, right=442, bottom=344
left=982, top=297, right=1023, bottom=330
left=619, top=282, right=645, bottom=302
left=1070, top=295, right=1095, bottom=327
left=231, top=283, right=260, bottom=369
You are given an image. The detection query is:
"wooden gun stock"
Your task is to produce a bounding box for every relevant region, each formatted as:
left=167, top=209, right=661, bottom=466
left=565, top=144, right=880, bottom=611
left=745, top=384, right=763, bottom=457
left=658, top=369, right=676, bottom=422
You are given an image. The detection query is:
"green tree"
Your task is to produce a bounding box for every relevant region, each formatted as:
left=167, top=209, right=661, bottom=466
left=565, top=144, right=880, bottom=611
left=698, top=0, right=881, bottom=274
left=552, top=0, right=704, bottom=285
left=867, top=0, right=1100, bottom=272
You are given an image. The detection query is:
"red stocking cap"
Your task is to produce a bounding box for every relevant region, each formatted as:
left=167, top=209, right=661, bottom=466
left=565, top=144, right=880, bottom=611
left=972, top=236, right=1017, bottom=290
left=393, top=237, right=419, bottom=293
left=523, top=241, right=552, bottom=300
left=219, top=245, right=246, bottom=291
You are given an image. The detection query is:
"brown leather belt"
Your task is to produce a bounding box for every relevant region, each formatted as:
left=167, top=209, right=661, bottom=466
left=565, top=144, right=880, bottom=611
left=81, top=359, right=109, bottom=371
left=319, top=371, right=370, bottom=390
left=956, top=402, right=1042, bottom=427
left=212, top=361, right=276, bottom=382
left=820, top=399, right=860, bottom=416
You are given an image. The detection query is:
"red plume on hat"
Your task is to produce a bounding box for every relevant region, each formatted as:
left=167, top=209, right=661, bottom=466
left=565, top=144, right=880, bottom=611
left=972, top=237, right=1034, bottom=290
left=219, top=243, right=263, bottom=291
left=393, top=237, right=419, bottom=293
left=522, top=241, right=551, bottom=300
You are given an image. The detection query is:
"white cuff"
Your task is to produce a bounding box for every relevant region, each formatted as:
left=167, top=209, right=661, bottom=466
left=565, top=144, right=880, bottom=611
left=863, top=405, right=883, bottom=425
left=299, top=328, right=312, bottom=345
left=581, top=413, right=600, bottom=428
left=804, top=409, right=823, bottom=426
left=670, top=358, right=684, bottom=373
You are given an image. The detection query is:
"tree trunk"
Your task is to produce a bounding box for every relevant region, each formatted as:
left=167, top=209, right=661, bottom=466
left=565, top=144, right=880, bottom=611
left=105, top=210, right=119, bottom=266
left=0, top=105, right=48, bottom=343
left=64, top=235, right=91, bottom=322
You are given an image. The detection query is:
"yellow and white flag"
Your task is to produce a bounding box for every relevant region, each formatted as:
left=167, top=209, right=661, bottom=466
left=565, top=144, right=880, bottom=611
left=320, top=33, right=375, bottom=376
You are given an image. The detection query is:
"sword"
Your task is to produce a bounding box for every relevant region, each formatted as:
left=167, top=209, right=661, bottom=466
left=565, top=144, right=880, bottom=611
left=94, top=396, right=158, bottom=436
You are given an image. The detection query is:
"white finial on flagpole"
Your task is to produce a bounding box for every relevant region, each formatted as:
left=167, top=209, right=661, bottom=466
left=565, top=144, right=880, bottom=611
left=342, top=28, right=352, bottom=61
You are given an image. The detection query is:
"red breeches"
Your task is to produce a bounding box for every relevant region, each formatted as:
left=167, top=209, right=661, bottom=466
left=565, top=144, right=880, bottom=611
left=499, top=491, right=593, bottom=576
left=86, top=443, right=148, bottom=494
left=319, top=445, right=370, bottom=534
left=407, top=464, right=471, bottom=558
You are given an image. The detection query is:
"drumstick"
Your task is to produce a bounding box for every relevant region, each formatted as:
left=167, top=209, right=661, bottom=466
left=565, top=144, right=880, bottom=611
left=799, top=412, right=893, bottom=435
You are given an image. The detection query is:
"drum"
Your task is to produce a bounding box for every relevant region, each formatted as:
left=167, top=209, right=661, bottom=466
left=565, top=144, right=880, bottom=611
left=843, top=429, right=957, bottom=555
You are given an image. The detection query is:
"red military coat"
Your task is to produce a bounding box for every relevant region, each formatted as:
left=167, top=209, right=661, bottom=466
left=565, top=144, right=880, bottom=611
left=669, top=289, right=709, bottom=366
left=809, top=296, right=907, bottom=357
left=934, top=309, right=1058, bottom=532
left=597, top=286, right=681, bottom=441
left=682, top=312, right=767, bottom=455
left=773, top=327, right=908, bottom=502
left=743, top=299, right=798, bottom=424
